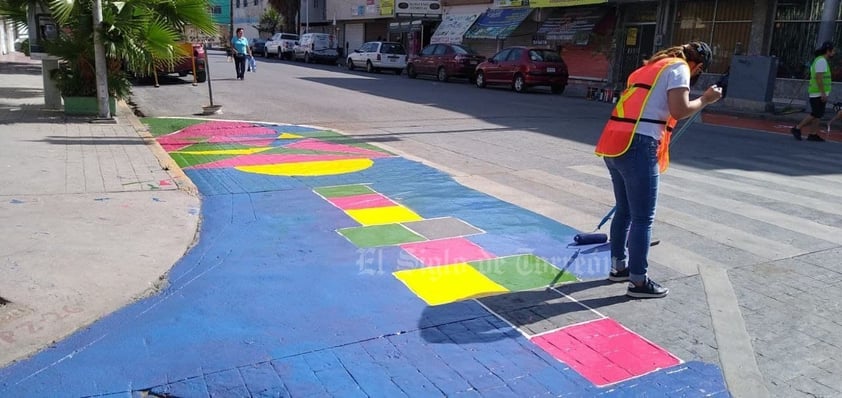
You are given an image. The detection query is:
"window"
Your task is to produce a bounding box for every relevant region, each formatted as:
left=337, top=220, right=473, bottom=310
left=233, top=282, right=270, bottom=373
left=770, top=0, right=842, bottom=80
left=529, top=49, right=561, bottom=62
left=452, top=45, right=477, bottom=55
left=254, top=0, right=258, bottom=5
left=672, top=0, right=752, bottom=74
left=433, top=45, right=447, bottom=55
left=209, top=5, right=221, bottom=14
left=420, top=45, right=437, bottom=56
left=507, top=48, right=523, bottom=61
left=236, top=0, right=240, bottom=7
left=492, top=49, right=511, bottom=62
left=381, top=43, right=406, bottom=55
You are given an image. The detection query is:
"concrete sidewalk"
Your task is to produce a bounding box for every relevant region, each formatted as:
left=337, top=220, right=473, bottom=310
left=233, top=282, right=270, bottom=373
left=0, top=53, right=200, bottom=367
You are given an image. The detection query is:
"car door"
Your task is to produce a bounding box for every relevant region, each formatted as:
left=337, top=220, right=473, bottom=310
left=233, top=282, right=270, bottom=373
left=432, top=44, right=448, bottom=72
left=349, top=42, right=369, bottom=64
left=416, top=44, right=436, bottom=74
left=485, top=49, right=511, bottom=83
left=502, top=48, right=524, bottom=82
left=268, top=33, right=281, bottom=56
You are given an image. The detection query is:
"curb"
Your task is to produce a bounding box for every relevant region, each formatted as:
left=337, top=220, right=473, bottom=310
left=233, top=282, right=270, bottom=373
left=117, top=100, right=200, bottom=197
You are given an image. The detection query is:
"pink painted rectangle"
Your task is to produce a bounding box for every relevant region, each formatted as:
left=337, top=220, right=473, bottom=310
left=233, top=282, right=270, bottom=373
left=400, top=237, right=495, bottom=267
left=532, top=318, right=680, bottom=386
left=286, top=138, right=390, bottom=158
left=327, top=193, right=396, bottom=210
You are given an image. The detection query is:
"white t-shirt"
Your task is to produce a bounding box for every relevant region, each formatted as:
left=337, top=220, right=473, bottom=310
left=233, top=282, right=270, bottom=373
left=810, top=57, right=829, bottom=98
left=635, top=62, right=690, bottom=140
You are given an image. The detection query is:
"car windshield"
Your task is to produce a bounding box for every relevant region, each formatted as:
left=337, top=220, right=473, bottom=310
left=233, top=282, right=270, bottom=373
left=381, top=43, right=406, bottom=55
left=452, top=45, right=477, bottom=55
left=281, top=34, right=298, bottom=40
left=529, top=49, right=562, bottom=62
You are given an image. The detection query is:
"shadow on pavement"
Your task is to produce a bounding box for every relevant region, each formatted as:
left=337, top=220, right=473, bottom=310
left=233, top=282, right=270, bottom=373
left=29, top=136, right=148, bottom=145
left=0, top=62, right=41, bottom=75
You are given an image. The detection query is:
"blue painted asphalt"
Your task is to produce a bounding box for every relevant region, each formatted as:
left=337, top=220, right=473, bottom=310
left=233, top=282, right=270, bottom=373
left=0, top=122, right=729, bottom=397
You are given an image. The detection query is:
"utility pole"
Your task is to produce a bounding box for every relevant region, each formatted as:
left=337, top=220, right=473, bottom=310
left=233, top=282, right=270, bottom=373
left=229, top=0, right=234, bottom=44
left=818, top=0, right=840, bottom=46
left=305, top=0, right=309, bottom=34
left=92, top=0, right=111, bottom=119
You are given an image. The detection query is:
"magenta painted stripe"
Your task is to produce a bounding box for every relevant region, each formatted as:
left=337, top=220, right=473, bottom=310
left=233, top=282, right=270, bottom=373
left=399, top=237, right=495, bottom=267
left=187, top=154, right=365, bottom=169
left=327, top=193, right=396, bottom=210
left=160, top=143, right=192, bottom=152
left=532, top=318, right=680, bottom=386
left=157, top=126, right=278, bottom=145
left=286, top=138, right=390, bottom=158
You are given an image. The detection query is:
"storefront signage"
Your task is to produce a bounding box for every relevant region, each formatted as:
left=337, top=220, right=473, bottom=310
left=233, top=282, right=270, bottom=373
left=394, top=0, right=442, bottom=15
left=536, top=7, right=604, bottom=43
left=430, top=13, right=481, bottom=44
left=529, top=0, right=605, bottom=8
left=464, top=8, right=532, bottom=40
left=494, top=0, right=525, bottom=7
left=381, top=0, right=394, bottom=15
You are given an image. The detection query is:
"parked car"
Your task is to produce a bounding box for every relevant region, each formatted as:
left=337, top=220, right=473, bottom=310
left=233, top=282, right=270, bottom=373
left=474, top=46, right=569, bottom=94
left=251, top=38, right=267, bottom=56
left=346, top=41, right=407, bottom=74
left=407, top=43, right=485, bottom=82
left=264, top=32, right=299, bottom=59
left=155, top=42, right=207, bottom=83
left=293, top=33, right=338, bottom=64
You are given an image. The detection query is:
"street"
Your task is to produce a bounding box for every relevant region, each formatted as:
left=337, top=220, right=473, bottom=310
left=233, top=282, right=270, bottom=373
left=1, top=49, right=840, bottom=396
left=129, top=51, right=842, bottom=397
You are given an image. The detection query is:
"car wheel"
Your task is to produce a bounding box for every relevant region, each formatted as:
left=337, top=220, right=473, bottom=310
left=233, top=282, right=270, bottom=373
left=304, top=53, right=311, bottom=64
left=551, top=85, right=565, bottom=95
left=475, top=71, right=486, bottom=88
left=513, top=74, right=526, bottom=93
left=347, top=59, right=355, bottom=70
left=366, top=61, right=375, bottom=73
left=407, top=64, right=417, bottom=78
left=195, top=70, right=207, bottom=83
left=436, top=67, right=449, bottom=82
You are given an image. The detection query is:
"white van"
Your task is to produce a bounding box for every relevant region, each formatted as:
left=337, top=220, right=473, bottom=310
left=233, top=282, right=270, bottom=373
left=293, top=33, right=339, bottom=64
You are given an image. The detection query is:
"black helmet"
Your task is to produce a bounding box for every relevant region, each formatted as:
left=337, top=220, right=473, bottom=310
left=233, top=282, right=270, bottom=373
left=816, top=41, right=834, bottom=56
left=688, top=41, right=712, bottom=71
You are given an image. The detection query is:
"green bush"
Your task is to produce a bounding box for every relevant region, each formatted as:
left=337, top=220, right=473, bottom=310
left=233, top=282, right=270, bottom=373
left=20, top=38, right=30, bottom=56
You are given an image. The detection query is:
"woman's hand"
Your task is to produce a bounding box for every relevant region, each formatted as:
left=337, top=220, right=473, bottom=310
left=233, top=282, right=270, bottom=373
left=701, top=85, right=723, bottom=105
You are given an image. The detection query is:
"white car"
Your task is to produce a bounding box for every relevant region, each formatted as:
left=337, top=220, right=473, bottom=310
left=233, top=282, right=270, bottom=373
left=346, top=41, right=407, bottom=74
left=264, top=32, right=298, bottom=59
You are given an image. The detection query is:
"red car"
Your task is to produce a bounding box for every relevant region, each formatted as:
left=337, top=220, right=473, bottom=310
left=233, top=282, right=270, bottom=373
left=406, top=43, right=485, bottom=82
left=475, top=46, right=568, bottom=94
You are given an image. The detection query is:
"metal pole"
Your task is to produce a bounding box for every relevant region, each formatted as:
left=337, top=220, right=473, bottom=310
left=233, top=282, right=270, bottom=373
left=305, top=0, right=309, bottom=34
left=229, top=0, right=234, bottom=44
left=818, top=0, right=840, bottom=46
left=92, top=0, right=111, bottom=119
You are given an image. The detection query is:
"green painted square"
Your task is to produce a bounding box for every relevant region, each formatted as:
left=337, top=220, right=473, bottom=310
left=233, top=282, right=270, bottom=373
left=170, top=153, right=235, bottom=168
left=315, top=184, right=376, bottom=198
left=469, top=254, right=577, bottom=291
left=339, top=224, right=426, bottom=248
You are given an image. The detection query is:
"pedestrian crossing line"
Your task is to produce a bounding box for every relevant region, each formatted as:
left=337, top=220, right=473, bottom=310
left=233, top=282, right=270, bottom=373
left=658, top=182, right=842, bottom=245
left=752, top=154, right=842, bottom=185
left=783, top=152, right=842, bottom=171
left=686, top=161, right=842, bottom=198
left=569, top=165, right=805, bottom=259
left=648, top=241, right=711, bottom=276
left=512, top=169, right=614, bottom=207
left=716, top=155, right=842, bottom=187
left=664, top=167, right=842, bottom=217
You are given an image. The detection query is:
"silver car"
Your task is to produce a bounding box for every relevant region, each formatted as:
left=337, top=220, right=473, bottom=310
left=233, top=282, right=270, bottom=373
left=346, top=41, right=407, bottom=74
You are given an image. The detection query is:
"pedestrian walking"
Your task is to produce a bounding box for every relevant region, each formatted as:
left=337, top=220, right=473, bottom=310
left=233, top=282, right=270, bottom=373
left=231, top=28, right=251, bottom=80
left=791, top=41, right=834, bottom=142
left=594, top=41, right=723, bottom=298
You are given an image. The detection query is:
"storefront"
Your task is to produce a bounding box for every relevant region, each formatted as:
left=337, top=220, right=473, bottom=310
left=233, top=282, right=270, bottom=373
left=430, top=12, right=482, bottom=44
left=533, top=5, right=615, bottom=80
left=386, top=0, right=443, bottom=54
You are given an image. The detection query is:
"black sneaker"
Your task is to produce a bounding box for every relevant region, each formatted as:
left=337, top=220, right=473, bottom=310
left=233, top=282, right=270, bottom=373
left=627, top=279, right=669, bottom=298
left=608, top=268, right=630, bottom=282
left=806, top=134, right=826, bottom=142
left=791, top=127, right=803, bottom=141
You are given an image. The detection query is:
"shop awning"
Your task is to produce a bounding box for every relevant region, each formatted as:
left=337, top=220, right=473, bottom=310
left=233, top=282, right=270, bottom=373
left=430, top=13, right=481, bottom=44
left=535, top=6, right=611, bottom=45
left=464, top=8, right=532, bottom=40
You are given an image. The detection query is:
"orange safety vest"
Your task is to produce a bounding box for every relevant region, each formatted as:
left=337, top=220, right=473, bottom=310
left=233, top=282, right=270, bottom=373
left=594, top=58, right=686, bottom=172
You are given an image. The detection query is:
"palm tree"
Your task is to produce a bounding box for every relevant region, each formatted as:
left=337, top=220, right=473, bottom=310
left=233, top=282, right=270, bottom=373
left=267, top=0, right=298, bottom=34
left=44, top=0, right=216, bottom=99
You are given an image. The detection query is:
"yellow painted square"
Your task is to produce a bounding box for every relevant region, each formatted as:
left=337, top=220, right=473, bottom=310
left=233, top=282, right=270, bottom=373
left=393, top=263, right=509, bottom=306
left=345, top=205, right=423, bottom=226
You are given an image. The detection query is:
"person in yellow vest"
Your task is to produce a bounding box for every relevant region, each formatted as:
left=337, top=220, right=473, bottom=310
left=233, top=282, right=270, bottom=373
left=594, top=42, right=722, bottom=298
left=791, top=41, right=834, bottom=142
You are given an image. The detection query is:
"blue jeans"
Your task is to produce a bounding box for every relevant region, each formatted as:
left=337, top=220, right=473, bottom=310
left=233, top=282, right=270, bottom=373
left=604, top=134, right=660, bottom=284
